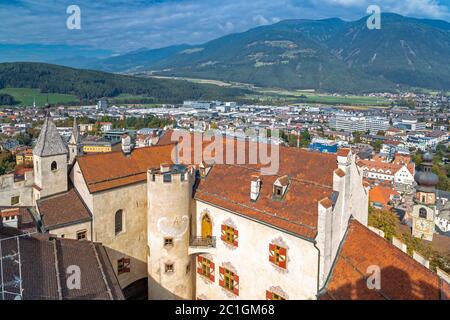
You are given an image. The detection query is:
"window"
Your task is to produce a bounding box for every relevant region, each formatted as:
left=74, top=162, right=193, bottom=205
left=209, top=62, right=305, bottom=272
left=51, top=161, right=57, bottom=171
left=197, top=256, right=214, bottom=282
left=266, top=291, right=286, bottom=300
left=164, top=237, right=174, bottom=247
left=77, top=230, right=87, bottom=241
left=115, top=210, right=123, bottom=235
left=419, top=208, right=427, bottom=219
left=163, top=174, right=172, bottom=183
left=221, top=224, right=238, bottom=247
left=219, top=267, right=239, bottom=295
left=165, top=263, right=174, bottom=273
left=269, top=244, right=287, bottom=269
left=118, top=258, right=130, bottom=274
left=274, top=186, right=283, bottom=198
left=11, top=196, right=19, bottom=206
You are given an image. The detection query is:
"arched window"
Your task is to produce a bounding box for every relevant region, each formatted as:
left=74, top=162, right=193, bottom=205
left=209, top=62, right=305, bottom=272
left=419, top=208, right=427, bottom=219
left=51, top=161, right=57, bottom=171
left=115, top=210, right=123, bottom=235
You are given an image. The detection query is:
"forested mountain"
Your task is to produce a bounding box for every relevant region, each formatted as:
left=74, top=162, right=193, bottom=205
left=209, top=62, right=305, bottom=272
left=0, top=62, right=248, bottom=103
left=92, top=13, right=450, bottom=92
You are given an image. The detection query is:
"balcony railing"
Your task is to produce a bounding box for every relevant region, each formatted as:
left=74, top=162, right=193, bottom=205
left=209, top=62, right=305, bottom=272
left=190, top=236, right=216, bottom=248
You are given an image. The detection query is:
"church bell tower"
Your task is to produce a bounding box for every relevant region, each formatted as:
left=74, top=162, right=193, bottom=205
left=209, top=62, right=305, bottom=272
left=412, top=153, right=438, bottom=241
left=33, top=107, right=69, bottom=201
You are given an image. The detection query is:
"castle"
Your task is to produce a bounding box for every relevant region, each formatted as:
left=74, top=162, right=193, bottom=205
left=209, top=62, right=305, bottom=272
left=1, top=115, right=448, bottom=300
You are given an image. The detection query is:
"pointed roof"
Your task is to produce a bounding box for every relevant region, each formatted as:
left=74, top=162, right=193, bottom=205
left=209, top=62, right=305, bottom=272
left=33, top=116, right=68, bottom=157
left=69, top=117, right=81, bottom=145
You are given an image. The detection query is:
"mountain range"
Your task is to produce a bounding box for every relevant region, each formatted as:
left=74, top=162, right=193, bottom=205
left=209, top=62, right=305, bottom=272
left=92, top=13, right=450, bottom=92
left=2, top=13, right=450, bottom=93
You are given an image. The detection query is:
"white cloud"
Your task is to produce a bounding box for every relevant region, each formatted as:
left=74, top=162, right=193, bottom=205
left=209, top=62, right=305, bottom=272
left=253, top=14, right=270, bottom=25
left=0, top=0, right=449, bottom=52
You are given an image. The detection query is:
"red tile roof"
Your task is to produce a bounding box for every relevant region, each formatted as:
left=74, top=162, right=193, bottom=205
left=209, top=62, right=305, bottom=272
left=78, top=130, right=340, bottom=194
left=369, top=186, right=399, bottom=207
left=37, top=187, right=92, bottom=230
left=159, top=130, right=338, bottom=187
left=320, top=219, right=448, bottom=300
left=195, top=164, right=333, bottom=240
left=337, top=148, right=351, bottom=157
left=77, top=144, right=176, bottom=193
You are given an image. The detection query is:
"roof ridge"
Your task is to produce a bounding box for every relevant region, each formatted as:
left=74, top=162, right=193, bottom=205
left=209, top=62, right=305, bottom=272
left=90, top=242, right=114, bottom=300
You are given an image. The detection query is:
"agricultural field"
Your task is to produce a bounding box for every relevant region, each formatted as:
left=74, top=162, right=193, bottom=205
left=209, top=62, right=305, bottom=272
left=0, top=88, right=79, bottom=106
left=255, top=89, right=391, bottom=106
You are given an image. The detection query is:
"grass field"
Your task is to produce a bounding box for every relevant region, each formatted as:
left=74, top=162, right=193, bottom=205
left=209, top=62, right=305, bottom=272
left=0, top=88, right=79, bottom=106
left=255, top=89, right=390, bottom=106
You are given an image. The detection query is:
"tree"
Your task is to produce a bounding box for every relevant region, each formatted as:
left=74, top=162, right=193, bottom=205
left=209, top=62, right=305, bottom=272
left=368, top=208, right=399, bottom=241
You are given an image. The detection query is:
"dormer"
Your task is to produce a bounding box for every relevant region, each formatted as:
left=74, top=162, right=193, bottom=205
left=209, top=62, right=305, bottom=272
left=273, top=175, right=289, bottom=200
left=199, top=161, right=212, bottom=178
left=250, top=175, right=261, bottom=201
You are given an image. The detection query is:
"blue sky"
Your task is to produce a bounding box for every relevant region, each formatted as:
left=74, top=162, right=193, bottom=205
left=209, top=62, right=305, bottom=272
left=1, top=0, right=450, bottom=53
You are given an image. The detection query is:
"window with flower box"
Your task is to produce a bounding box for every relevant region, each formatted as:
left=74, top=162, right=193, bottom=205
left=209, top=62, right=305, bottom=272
left=221, top=224, right=238, bottom=247
left=197, top=256, right=215, bottom=282
left=269, top=243, right=287, bottom=269
left=219, top=267, right=239, bottom=295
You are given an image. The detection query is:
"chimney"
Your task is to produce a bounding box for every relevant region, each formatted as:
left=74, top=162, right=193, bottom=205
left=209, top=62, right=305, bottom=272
left=250, top=175, right=261, bottom=201
left=121, top=134, right=132, bottom=155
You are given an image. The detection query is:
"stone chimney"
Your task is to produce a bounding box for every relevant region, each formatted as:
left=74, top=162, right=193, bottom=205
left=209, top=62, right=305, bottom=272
left=250, top=175, right=261, bottom=201
left=121, top=134, right=132, bottom=155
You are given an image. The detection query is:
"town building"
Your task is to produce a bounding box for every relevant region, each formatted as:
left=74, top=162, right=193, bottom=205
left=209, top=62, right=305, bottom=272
left=357, top=155, right=415, bottom=190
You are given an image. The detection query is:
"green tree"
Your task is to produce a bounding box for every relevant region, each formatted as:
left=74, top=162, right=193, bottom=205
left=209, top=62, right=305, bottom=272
left=368, top=209, right=399, bottom=241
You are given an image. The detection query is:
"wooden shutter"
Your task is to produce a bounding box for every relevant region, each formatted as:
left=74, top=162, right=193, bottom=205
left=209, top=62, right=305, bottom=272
left=233, top=274, right=239, bottom=296
left=279, top=247, right=287, bottom=269
left=123, top=258, right=130, bottom=273
left=221, top=225, right=226, bottom=242
left=197, top=256, right=203, bottom=274
left=233, top=229, right=239, bottom=247
left=209, top=261, right=215, bottom=282
left=219, top=267, right=224, bottom=287
left=269, top=243, right=276, bottom=263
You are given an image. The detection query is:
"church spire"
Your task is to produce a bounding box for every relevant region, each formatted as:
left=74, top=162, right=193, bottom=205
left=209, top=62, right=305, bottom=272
left=69, top=117, right=81, bottom=145
left=33, top=114, right=68, bottom=157
left=68, top=117, right=83, bottom=165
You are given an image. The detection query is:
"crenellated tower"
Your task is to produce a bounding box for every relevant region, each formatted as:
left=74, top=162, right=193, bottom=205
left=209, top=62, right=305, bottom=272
left=147, top=164, right=195, bottom=300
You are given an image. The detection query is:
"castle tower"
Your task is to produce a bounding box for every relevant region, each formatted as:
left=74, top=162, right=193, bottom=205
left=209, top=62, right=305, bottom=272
left=33, top=113, right=68, bottom=201
left=412, top=153, right=438, bottom=241
left=68, top=117, right=83, bottom=166
left=147, top=164, right=195, bottom=300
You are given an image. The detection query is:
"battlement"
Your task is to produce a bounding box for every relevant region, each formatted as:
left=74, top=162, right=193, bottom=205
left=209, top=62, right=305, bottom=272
left=148, top=164, right=194, bottom=184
